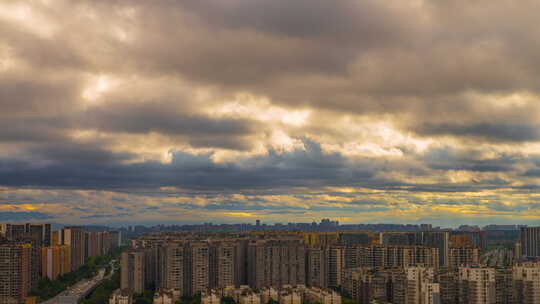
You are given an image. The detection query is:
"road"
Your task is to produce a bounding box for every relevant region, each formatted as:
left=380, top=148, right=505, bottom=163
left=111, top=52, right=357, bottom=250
left=40, top=260, right=117, bottom=304
left=480, top=247, right=513, bottom=267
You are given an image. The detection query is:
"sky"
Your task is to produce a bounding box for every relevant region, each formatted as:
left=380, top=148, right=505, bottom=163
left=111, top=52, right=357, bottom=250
left=1, top=0, right=540, bottom=227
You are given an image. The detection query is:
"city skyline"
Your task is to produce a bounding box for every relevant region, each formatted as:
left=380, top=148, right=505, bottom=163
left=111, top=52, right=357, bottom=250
left=2, top=1, right=540, bottom=226
left=0, top=219, right=536, bottom=303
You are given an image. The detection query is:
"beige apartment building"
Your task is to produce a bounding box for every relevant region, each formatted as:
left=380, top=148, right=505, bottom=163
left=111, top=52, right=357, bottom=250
left=448, top=247, right=479, bottom=269
left=458, top=267, right=496, bottom=304
left=121, top=250, right=146, bottom=294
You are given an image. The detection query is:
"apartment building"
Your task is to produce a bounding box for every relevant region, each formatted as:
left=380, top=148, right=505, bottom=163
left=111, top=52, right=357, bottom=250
left=0, top=243, right=39, bottom=304
left=41, top=245, right=71, bottom=280
left=247, top=239, right=306, bottom=289
left=121, top=250, right=147, bottom=293
left=448, top=247, right=479, bottom=269
left=458, top=267, right=496, bottom=304
left=61, top=226, right=86, bottom=271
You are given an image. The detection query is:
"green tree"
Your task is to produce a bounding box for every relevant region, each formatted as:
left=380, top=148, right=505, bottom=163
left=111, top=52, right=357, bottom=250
left=222, top=296, right=236, bottom=304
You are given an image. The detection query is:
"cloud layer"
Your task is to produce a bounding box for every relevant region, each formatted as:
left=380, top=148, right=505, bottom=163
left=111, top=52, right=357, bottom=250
left=1, top=0, right=540, bottom=225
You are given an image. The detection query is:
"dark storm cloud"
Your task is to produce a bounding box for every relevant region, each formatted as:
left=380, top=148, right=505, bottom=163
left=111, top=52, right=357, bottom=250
left=177, top=199, right=389, bottom=214
left=0, top=118, right=67, bottom=142
left=422, top=147, right=518, bottom=172
left=0, top=211, right=52, bottom=221
left=182, top=201, right=305, bottom=212
left=180, top=0, right=413, bottom=43
left=0, top=137, right=526, bottom=195
left=524, top=169, right=540, bottom=177
left=0, top=71, right=82, bottom=117
left=0, top=139, right=375, bottom=190
left=396, top=184, right=500, bottom=193
left=310, top=205, right=389, bottom=213
left=81, top=213, right=132, bottom=219
left=81, top=101, right=256, bottom=150
left=486, top=202, right=528, bottom=212
left=82, top=102, right=251, bottom=136
left=414, top=123, right=540, bottom=142
left=27, top=142, right=136, bottom=164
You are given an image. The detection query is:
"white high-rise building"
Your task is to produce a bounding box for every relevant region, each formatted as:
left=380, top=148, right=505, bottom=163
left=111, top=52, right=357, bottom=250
left=405, top=267, right=440, bottom=304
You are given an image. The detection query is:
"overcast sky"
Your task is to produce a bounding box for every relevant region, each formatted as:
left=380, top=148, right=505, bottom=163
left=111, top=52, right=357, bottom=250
left=1, top=0, right=540, bottom=226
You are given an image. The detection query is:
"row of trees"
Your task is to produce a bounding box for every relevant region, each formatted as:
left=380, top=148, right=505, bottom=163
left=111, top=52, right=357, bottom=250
left=31, top=246, right=126, bottom=301
left=81, top=271, right=121, bottom=304
left=30, top=262, right=100, bottom=301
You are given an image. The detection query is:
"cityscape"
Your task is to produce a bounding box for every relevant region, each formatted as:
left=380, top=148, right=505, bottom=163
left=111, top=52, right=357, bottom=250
left=2, top=220, right=540, bottom=303
left=3, top=1, right=540, bottom=304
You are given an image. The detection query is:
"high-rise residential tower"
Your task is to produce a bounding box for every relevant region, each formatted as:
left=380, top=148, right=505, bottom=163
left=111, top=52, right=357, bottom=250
left=61, top=226, right=86, bottom=271
left=520, top=226, right=540, bottom=258
left=0, top=243, right=39, bottom=304
left=121, top=250, right=147, bottom=294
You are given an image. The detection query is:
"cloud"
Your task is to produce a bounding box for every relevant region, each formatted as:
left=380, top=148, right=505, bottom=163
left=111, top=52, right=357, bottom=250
left=81, top=101, right=256, bottom=150
left=0, top=211, right=53, bottom=221
left=421, top=147, right=519, bottom=172
left=414, top=123, right=540, bottom=142
left=0, top=139, right=376, bottom=190
left=1, top=0, right=540, bottom=224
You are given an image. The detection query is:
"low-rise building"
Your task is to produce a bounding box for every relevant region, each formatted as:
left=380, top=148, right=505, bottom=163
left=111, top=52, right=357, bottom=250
left=239, top=292, right=261, bottom=304
left=109, top=289, right=133, bottom=304
left=278, top=290, right=302, bottom=304
left=260, top=287, right=279, bottom=304
left=202, top=291, right=221, bottom=304
left=304, top=288, right=341, bottom=304
left=153, top=289, right=181, bottom=304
